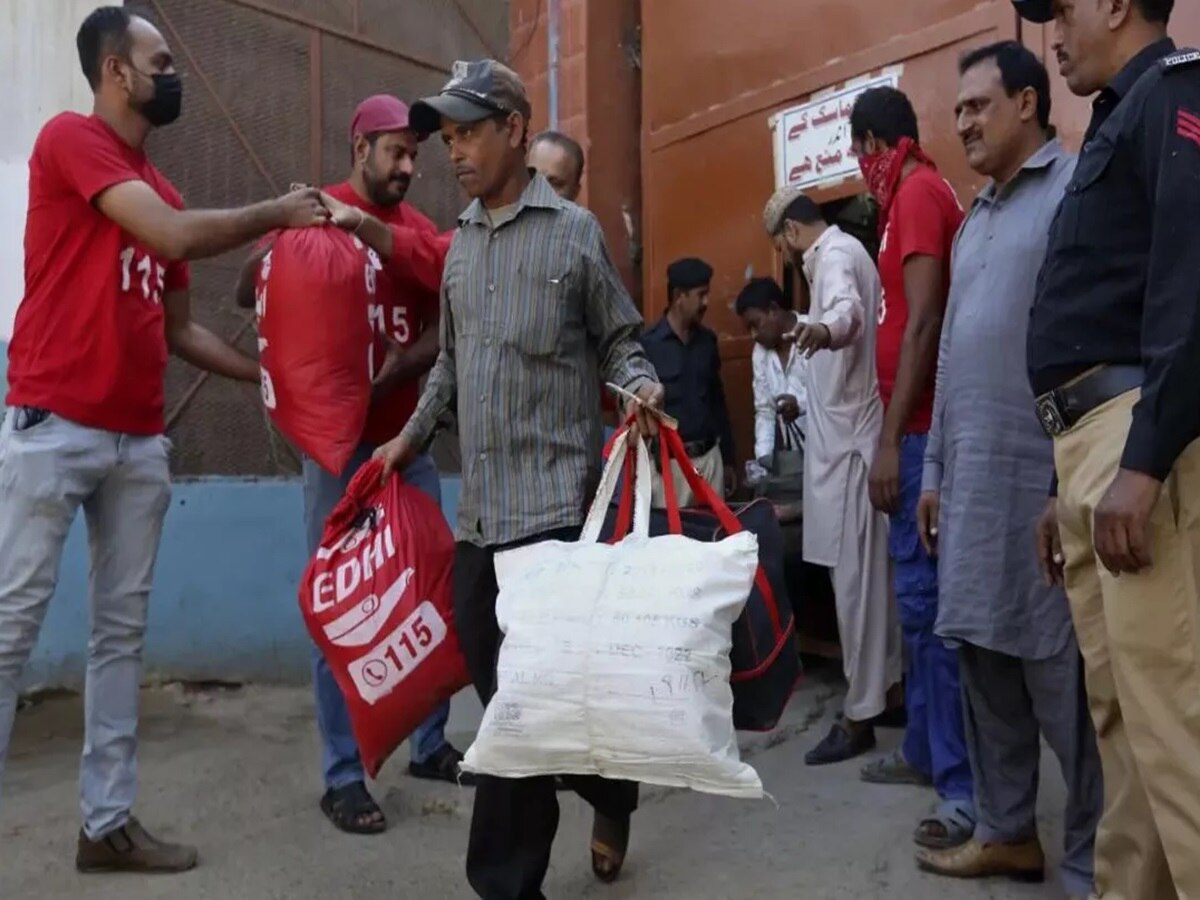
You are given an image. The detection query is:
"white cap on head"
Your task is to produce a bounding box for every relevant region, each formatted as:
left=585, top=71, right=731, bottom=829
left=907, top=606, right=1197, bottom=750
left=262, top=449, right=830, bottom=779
left=762, top=184, right=807, bottom=235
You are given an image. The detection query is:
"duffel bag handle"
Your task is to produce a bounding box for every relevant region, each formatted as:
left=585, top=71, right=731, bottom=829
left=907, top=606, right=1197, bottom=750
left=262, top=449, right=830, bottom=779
left=658, top=428, right=745, bottom=538
left=659, top=429, right=786, bottom=640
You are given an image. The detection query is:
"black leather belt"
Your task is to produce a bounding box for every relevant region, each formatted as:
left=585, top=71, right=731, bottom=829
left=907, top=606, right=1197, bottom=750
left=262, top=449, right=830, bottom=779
left=681, top=437, right=717, bottom=458
left=649, top=435, right=716, bottom=468
left=1034, top=365, right=1144, bottom=437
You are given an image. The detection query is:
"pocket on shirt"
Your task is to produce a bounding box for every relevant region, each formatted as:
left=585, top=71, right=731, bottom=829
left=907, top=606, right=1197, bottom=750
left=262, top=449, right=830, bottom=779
left=1061, top=137, right=1115, bottom=245
left=652, top=353, right=683, bottom=384
left=502, top=259, right=573, bottom=356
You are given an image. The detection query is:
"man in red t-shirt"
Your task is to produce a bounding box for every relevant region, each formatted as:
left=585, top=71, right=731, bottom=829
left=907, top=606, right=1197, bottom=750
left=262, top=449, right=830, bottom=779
left=848, top=86, right=976, bottom=848
left=0, top=7, right=329, bottom=875
left=237, top=95, right=463, bottom=836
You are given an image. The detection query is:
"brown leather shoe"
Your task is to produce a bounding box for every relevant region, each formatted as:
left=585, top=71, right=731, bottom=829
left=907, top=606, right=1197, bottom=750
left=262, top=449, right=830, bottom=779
left=914, top=837, right=1045, bottom=882
left=76, top=817, right=198, bottom=874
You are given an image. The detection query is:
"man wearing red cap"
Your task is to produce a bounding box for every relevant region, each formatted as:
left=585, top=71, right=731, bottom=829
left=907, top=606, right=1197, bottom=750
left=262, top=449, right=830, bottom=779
left=239, top=94, right=465, bottom=836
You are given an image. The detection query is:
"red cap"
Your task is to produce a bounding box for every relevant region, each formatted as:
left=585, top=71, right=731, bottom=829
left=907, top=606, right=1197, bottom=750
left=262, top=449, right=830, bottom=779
left=349, top=95, right=416, bottom=142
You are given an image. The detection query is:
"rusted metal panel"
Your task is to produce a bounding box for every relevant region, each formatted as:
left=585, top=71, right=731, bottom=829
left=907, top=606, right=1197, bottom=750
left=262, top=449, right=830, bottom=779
left=144, top=0, right=507, bottom=476
left=149, top=0, right=313, bottom=477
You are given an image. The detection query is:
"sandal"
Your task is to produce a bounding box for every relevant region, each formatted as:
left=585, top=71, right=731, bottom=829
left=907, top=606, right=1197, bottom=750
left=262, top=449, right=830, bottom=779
left=319, top=781, right=387, bottom=835
left=860, top=749, right=932, bottom=786
left=914, top=798, right=975, bottom=849
left=590, top=811, right=631, bottom=883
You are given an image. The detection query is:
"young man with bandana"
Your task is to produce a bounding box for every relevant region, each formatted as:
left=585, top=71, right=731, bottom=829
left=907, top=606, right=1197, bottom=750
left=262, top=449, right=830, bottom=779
left=0, top=6, right=328, bottom=874
left=849, top=85, right=976, bottom=851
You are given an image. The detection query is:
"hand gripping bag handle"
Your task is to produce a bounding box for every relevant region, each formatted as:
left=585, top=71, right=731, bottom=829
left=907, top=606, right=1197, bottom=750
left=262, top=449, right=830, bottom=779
left=321, top=458, right=388, bottom=545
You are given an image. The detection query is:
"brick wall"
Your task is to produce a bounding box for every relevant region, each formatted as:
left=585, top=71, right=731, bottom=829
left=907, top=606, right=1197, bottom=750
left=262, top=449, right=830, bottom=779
left=509, top=0, right=643, bottom=306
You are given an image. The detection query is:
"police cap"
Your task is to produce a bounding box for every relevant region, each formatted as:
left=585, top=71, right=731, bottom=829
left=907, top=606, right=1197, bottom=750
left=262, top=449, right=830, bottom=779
left=666, top=257, right=713, bottom=292
left=1011, top=0, right=1053, bottom=23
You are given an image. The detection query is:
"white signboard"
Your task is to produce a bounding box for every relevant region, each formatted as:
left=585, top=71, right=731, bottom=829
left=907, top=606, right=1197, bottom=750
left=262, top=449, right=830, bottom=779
left=770, top=69, right=902, bottom=191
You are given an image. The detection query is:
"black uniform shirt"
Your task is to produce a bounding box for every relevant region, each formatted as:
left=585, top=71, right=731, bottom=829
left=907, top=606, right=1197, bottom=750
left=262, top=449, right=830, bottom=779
left=1027, top=39, right=1200, bottom=479
left=639, top=318, right=735, bottom=461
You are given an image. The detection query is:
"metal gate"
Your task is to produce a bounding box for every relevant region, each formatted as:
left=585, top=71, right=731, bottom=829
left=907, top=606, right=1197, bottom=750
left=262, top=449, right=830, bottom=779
left=142, top=0, right=509, bottom=477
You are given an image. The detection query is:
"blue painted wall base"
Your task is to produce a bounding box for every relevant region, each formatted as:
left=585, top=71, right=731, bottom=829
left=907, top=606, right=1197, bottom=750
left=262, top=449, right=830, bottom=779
left=19, top=475, right=462, bottom=690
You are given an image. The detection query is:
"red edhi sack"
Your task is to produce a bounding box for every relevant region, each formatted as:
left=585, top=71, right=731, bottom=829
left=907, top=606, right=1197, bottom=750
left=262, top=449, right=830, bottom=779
left=255, top=227, right=375, bottom=476
left=299, top=459, right=471, bottom=777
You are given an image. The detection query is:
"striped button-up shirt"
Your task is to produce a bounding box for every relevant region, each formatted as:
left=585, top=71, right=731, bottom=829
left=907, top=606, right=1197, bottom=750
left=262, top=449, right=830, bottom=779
left=401, top=173, right=657, bottom=546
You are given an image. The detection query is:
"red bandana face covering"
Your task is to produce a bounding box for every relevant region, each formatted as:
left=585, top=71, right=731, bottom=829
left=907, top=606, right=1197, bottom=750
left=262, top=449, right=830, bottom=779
left=857, top=136, right=936, bottom=234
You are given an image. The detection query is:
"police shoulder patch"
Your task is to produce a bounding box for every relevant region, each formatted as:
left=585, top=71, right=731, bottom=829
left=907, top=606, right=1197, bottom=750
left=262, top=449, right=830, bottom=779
left=1162, top=49, right=1200, bottom=73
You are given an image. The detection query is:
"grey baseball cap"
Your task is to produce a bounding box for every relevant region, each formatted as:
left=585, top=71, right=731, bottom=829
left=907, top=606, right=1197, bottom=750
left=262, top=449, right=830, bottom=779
left=1012, top=0, right=1054, bottom=23
left=409, top=59, right=532, bottom=137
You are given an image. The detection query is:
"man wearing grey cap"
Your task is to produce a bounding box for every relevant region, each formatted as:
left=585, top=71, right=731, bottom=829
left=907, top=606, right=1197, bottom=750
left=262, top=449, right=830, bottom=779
left=761, top=187, right=902, bottom=768
left=375, top=59, right=663, bottom=899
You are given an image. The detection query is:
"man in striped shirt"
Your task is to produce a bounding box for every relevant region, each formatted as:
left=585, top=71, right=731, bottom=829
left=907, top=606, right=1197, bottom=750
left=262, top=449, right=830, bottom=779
left=375, top=60, right=662, bottom=899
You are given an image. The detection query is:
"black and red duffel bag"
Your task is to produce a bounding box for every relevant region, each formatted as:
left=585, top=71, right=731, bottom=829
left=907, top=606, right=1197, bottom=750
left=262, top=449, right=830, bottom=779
left=601, top=426, right=800, bottom=731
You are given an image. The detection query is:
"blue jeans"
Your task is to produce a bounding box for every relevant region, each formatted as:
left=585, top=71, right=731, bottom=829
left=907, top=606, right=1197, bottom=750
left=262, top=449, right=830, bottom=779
left=891, top=433, right=973, bottom=804
left=302, top=445, right=450, bottom=790
left=0, top=412, right=172, bottom=839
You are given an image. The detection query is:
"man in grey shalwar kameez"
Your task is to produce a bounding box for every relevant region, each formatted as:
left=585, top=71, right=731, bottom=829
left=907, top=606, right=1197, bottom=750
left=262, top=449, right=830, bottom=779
left=912, top=42, right=1101, bottom=896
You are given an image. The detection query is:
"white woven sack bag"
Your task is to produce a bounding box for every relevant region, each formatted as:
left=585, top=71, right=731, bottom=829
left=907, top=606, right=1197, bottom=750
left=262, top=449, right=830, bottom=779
left=461, top=428, right=763, bottom=798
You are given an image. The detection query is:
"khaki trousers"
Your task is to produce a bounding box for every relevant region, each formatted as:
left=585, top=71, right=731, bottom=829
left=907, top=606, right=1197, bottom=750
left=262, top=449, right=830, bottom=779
left=650, top=443, right=724, bottom=509
left=1054, top=389, right=1200, bottom=900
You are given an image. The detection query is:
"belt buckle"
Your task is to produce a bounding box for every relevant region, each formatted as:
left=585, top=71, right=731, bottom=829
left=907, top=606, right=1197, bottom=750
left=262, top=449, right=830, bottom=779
left=1035, top=392, right=1067, bottom=437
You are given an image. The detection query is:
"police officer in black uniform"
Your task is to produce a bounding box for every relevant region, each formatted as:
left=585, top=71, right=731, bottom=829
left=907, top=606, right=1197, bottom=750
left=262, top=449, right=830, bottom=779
left=1015, top=1, right=1200, bottom=897
left=639, top=258, right=738, bottom=504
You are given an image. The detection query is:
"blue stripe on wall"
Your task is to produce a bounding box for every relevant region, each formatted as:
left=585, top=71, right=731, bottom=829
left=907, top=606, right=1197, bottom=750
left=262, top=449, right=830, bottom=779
left=21, top=475, right=462, bottom=689
left=1, top=342, right=465, bottom=689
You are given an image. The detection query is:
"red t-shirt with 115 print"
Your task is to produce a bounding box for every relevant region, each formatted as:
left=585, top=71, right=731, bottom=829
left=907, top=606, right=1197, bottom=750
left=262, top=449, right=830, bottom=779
left=7, top=112, right=190, bottom=435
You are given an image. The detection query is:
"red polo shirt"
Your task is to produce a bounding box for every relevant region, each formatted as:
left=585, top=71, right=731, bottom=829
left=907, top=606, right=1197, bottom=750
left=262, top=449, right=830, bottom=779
left=874, top=166, right=963, bottom=435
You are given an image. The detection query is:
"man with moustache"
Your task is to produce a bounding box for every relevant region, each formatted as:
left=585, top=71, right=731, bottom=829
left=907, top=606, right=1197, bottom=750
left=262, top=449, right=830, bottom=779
left=758, top=190, right=902, bottom=766
left=909, top=41, right=1100, bottom=895
left=237, top=95, right=470, bottom=837
left=1015, top=0, right=1200, bottom=896
left=0, top=6, right=329, bottom=873
left=640, top=257, right=737, bottom=506
left=374, top=59, right=663, bottom=899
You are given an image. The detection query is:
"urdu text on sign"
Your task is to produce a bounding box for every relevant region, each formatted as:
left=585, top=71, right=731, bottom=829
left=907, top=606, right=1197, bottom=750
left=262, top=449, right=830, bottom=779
left=771, top=72, right=901, bottom=191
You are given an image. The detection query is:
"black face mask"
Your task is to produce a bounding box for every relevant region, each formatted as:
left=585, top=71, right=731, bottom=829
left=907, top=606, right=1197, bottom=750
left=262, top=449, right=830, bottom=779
left=138, top=72, right=183, bottom=127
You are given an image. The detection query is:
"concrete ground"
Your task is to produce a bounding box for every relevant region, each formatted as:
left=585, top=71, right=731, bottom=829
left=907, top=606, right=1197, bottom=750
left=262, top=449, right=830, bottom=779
left=3, top=672, right=1070, bottom=900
